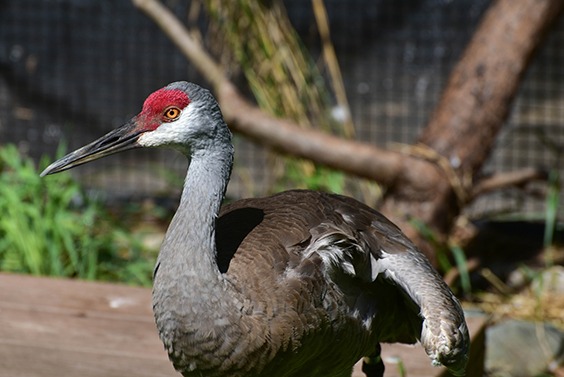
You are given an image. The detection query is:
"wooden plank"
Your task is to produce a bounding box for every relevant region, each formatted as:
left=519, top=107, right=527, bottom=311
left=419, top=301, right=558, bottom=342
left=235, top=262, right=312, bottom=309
left=0, top=273, right=177, bottom=377
left=0, top=273, right=486, bottom=377
left=0, top=343, right=176, bottom=377
left=0, top=273, right=153, bottom=317
left=1, top=304, right=164, bottom=358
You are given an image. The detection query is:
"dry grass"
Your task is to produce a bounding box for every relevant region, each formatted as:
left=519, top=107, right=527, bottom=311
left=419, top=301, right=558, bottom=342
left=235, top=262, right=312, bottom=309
left=200, top=0, right=380, bottom=202
left=203, top=0, right=336, bottom=131
left=475, top=263, right=564, bottom=330
left=477, top=290, right=564, bottom=329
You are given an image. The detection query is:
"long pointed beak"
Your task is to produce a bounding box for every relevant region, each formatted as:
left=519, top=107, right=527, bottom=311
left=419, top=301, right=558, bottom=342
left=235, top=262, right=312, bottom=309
left=41, top=119, right=142, bottom=177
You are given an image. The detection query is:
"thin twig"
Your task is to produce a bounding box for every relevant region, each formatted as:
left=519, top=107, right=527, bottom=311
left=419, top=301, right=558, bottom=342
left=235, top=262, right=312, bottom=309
left=311, top=0, right=354, bottom=137
left=471, top=168, right=548, bottom=199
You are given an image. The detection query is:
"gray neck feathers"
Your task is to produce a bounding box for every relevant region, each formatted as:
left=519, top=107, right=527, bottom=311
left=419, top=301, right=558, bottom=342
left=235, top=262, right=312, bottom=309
left=155, top=140, right=233, bottom=283
left=152, top=120, right=235, bottom=320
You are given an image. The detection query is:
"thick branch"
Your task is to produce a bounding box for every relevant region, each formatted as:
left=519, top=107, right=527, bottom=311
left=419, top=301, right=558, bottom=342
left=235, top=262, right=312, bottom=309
left=418, top=0, right=564, bottom=174
left=378, top=0, right=564, bottom=262
left=132, top=0, right=407, bottom=186
left=217, top=83, right=407, bottom=185
left=134, top=0, right=563, bottom=264
left=381, top=0, right=564, bottom=247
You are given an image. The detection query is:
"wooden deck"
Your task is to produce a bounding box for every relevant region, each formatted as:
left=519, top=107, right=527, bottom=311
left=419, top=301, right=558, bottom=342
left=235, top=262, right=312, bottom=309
left=0, top=273, right=487, bottom=377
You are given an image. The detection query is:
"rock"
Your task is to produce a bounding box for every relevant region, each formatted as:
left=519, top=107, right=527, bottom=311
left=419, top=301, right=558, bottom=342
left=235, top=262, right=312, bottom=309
left=486, top=319, right=564, bottom=377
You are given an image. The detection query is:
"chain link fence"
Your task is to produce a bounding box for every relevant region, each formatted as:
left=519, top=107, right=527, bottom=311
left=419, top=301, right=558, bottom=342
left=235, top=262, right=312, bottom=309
left=1, top=0, right=562, bottom=220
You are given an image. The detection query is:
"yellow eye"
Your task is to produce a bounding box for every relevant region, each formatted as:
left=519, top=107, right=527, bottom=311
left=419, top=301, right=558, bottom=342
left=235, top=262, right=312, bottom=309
left=163, top=107, right=181, bottom=121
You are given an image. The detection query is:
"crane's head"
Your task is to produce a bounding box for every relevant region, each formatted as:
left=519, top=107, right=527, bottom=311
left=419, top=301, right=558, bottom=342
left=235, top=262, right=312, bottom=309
left=41, top=81, right=230, bottom=176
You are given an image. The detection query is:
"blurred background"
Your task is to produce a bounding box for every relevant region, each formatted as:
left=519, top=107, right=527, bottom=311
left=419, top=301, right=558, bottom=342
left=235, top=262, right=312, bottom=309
left=1, top=1, right=564, bottom=375
left=2, top=0, right=563, bottom=218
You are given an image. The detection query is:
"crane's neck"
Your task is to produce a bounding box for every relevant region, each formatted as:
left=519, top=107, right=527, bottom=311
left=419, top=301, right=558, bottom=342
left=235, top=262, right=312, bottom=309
left=156, top=144, right=233, bottom=285
left=151, top=119, right=249, bottom=372
left=152, top=132, right=235, bottom=323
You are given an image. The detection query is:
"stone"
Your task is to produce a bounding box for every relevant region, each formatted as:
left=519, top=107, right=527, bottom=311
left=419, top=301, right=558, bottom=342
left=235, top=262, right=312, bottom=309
left=486, top=319, right=564, bottom=377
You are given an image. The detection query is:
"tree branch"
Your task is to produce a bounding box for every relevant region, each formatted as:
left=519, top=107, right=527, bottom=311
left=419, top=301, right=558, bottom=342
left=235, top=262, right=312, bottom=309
left=471, top=168, right=548, bottom=199
left=132, top=0, right=408, bottom=186
left=133, top=0, right=563, bottom=264
left=381, top=0, right=564, bottom=246
left=419, top=0, right=564, bottom=174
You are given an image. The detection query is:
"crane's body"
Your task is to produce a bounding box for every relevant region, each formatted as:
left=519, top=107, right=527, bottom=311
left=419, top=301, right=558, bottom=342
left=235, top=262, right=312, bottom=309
left=155, top=189, right=430, bottom=377
left=41, top=81, right=469, bottom=377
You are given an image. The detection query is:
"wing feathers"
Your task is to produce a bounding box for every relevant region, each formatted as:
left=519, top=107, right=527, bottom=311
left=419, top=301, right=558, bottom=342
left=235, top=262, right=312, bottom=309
left=218, top=190, right=468, bottom=375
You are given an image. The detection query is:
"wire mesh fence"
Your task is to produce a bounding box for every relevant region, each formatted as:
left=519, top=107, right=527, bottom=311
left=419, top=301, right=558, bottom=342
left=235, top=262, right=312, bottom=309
left=1, top=0, right=563, bottom=220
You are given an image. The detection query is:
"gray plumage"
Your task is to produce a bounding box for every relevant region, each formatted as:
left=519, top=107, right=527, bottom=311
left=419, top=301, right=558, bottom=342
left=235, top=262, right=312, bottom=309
left=41, top=81, right=469, bottom=377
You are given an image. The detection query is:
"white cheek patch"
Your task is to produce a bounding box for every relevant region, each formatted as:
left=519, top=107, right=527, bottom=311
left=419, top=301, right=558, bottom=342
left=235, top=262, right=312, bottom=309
left=137, top=108, right=194, bottom=148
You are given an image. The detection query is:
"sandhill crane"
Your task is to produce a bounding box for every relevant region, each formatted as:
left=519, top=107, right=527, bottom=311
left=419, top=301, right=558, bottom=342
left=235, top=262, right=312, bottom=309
left=41, top=81, right=469, bottom=377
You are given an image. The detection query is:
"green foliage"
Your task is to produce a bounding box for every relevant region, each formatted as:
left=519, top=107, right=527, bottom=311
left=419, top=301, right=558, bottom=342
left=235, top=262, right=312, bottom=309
left=449, top=243, right=471, bottom=296
left=533, top=127, right=562, bottom=259
left=0, top=144, right=154, bottom=286
left=543, top=169, right=560, bottom=253
left=409, top=218, right=472, bottom=296
left=279, top=160, right=345, bottom=193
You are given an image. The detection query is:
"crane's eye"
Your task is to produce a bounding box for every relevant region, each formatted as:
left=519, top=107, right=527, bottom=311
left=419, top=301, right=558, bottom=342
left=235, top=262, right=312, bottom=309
left=163, top=107, right=181, bottom=121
